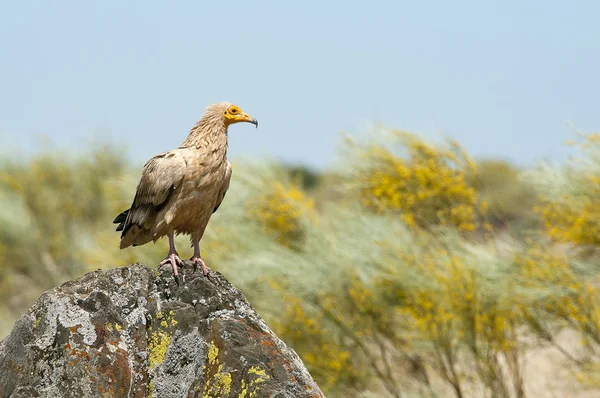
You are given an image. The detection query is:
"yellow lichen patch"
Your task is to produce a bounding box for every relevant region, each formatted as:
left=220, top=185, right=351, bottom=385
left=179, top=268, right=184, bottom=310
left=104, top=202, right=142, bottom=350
left=202, top=341, right=232, bottom=397
left=147, top=310, right=179, bottom=373
left=147, top=308, right=180, bottom=386
left=239, top=380, right=248, bottom=398
left=248, top=366, right=268, bottom=377
left=202, top=364, right=233, bottom=397
left=148, top=330, right=172, bottom=369
left=207, top=340, right=219, bottom=365
left=115, top=323, right=122, bottom=332
left=236, top=367, right=271, bottom=398
left=201, top=341, right=269, bottom=398
left=246, top=366, right=270, bottom=397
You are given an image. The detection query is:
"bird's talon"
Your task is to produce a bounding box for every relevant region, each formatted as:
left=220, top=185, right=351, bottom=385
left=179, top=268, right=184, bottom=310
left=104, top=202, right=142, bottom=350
left=190, top=256, right=211, bottom=276
left=159, top=253, right=184, bottom=279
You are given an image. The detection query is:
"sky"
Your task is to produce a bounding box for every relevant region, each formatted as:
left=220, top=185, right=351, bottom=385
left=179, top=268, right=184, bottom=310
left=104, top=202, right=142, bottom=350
left=1, top=1, right=599, bottom=170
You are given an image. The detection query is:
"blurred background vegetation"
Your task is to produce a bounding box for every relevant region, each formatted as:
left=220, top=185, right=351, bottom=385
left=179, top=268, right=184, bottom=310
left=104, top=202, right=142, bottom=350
left=1, top=129, right=600, bottom=397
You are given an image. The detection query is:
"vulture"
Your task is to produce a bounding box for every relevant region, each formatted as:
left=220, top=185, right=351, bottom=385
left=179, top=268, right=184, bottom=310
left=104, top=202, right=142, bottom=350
left=113, top=102, right=258, bottom=277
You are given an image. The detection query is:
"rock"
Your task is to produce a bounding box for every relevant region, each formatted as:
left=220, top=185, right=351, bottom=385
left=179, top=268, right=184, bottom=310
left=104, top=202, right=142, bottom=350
left=0, top=263, right=325, bottom=398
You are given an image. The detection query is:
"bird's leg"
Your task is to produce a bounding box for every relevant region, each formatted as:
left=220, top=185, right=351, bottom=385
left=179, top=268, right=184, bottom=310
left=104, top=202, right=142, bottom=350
left=159, top=233, right=184, bottom=278
left=190, top=237, right=211, bottom=276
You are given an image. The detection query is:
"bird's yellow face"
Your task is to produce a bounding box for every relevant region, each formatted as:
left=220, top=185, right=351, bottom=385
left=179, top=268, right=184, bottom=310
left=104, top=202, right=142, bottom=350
left=223, top=104, right=258, bottom=128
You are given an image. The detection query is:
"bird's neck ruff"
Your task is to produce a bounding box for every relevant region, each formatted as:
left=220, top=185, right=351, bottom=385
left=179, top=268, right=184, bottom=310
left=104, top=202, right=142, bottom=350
left=180, top=111, right=229, bottom=152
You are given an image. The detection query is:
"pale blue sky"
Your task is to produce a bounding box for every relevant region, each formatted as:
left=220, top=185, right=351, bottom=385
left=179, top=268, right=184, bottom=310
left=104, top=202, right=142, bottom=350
left=1, top=1, right=599, bottom=169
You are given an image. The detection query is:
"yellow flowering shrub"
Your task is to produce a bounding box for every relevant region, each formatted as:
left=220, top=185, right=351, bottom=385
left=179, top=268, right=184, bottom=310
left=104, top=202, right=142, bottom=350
left=516, top=245, right=600, bottom=343
left=269, top=272, right=406, bottom=397
left=348, top=130, right=487, bottom=232
left=267, top=286, right=358, bottom=392
left=0, top=148, right=128, bottom=276
left=535, top=133, right=600, bottom=246
left=539, top=196, right=600, bottom=246
left=276, top=243, right=526, bottom=397
left=318, top=274, right=407, bottom=397
left=508, top=243, right=600, bottom=389
left=390, top=246, right=524, bottom=396
left=249, top=182, right=315, bottom=248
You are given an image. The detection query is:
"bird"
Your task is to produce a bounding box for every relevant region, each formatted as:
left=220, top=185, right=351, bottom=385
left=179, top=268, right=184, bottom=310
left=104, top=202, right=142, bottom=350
left=113, top=102, right=258, bottom=278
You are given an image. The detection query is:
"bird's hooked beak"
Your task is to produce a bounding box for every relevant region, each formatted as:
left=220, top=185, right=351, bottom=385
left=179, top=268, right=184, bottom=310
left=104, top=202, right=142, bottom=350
left=241, top=112, right=258, bottom=128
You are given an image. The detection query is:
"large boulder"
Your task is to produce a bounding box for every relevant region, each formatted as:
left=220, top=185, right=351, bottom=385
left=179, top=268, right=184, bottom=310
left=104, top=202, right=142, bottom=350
left=0, top=262, right=325, bottom=398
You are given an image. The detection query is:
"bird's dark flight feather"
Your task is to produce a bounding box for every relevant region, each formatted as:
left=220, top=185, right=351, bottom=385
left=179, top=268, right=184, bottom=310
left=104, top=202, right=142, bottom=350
left=113, top=209, right=130, bottom=232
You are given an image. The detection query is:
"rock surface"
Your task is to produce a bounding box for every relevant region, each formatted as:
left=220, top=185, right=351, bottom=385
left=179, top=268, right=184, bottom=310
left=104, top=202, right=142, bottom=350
left=0, top=262, right=325, bottom=398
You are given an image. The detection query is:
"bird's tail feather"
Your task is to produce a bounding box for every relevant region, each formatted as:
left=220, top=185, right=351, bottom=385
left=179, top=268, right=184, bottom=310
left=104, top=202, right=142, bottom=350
left=119, top=225, right=153, bottom=249
left=113, top=208, right=154, bottom=249
left=113, top=209, right=130, bottom=232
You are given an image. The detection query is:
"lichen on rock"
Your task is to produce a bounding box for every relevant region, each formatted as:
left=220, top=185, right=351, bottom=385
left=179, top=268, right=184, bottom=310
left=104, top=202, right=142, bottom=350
left=0, top=262, right=325, bottom=398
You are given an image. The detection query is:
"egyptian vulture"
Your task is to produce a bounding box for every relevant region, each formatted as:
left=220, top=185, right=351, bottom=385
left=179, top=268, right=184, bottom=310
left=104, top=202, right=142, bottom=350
left=113, top=102, right=258, bottom=277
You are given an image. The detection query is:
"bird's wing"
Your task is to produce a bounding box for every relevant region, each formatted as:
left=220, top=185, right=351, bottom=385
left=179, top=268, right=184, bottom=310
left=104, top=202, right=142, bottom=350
left=120, top=150, right=187, bottom=236
left=213, top=161, right=232, bottom=214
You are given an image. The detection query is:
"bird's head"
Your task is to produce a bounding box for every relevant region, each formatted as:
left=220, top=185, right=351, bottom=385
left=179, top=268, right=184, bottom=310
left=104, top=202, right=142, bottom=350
left=209, top=102, right=258, bottom=128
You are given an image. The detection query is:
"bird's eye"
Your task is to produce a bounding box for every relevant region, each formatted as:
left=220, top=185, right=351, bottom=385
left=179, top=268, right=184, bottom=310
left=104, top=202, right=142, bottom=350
left=230, top=108, right=238, bottom=114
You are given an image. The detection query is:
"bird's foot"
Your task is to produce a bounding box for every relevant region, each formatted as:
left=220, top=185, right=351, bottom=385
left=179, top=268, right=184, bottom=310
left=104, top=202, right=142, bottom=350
left=190, top=256, right=211, bottom=276
left=160, top=252, right=184, bottom=278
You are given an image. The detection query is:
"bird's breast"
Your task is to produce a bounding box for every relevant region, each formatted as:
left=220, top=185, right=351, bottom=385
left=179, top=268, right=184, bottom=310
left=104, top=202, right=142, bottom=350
left=163, top=159, right=227, bottom=235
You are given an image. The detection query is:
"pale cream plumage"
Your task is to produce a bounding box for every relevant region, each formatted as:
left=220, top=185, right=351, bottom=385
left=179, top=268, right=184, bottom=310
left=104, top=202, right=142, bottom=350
left=113, top=102, right=257, bottom=277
